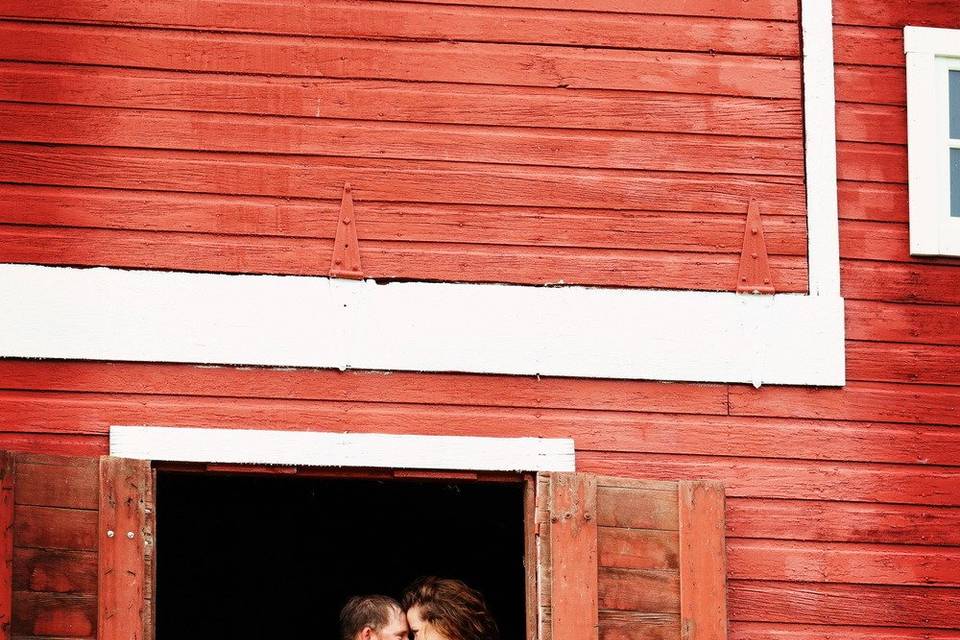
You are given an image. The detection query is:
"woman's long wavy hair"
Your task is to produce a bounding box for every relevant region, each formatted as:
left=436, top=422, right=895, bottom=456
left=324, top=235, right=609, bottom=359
left=401, top=577, right=500, bottom=640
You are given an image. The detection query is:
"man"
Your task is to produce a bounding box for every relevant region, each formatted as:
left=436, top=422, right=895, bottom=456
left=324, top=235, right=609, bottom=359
left=340, top=594, right=410, bottom=640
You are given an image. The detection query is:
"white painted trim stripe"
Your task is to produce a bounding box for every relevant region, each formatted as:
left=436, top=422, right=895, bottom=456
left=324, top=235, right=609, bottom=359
left=801, top=0, right=841, bottom=298
left=0, top=264, right=845, bottom=386
left=109, top=426, right=576, bottom=471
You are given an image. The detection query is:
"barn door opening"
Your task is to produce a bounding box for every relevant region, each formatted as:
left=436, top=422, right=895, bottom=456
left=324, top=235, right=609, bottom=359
left=154, top=470, right=528, bottom=639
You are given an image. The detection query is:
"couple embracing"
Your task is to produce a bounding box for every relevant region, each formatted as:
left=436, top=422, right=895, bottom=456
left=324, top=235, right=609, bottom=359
left=341, top=577, right=499, bottom=640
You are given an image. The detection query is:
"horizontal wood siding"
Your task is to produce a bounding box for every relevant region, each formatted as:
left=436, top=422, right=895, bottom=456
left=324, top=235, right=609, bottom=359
left=0, top=0, right=806, bottom=292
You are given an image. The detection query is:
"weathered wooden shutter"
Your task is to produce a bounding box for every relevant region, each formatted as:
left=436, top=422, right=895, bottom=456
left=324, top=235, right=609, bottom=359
left=0, top=452, right=153, bottom=640
left=537, top=473, right=727, bottom=640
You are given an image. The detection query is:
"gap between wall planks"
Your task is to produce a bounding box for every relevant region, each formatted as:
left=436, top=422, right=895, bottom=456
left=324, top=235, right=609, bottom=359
left=0, top=452, right=11, bottom=640
left=548, top=473, right=599, bottom=640
left=98, top=456, right=151, bottom=640
left=678, top=481, right=727, bottom=640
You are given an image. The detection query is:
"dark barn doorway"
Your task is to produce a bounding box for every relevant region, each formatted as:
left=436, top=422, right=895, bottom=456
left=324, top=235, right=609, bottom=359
left=155, top=472, right=527, bottom=639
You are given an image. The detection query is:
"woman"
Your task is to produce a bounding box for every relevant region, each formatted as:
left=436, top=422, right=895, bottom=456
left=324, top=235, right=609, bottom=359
left=401, top=577, right=499, bottom=640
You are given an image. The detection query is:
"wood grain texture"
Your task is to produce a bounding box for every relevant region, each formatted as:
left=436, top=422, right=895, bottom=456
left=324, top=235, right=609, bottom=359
left=727, top=580, right=960, bottom=628
left=12, top=548, right=97, bottom=594
left=846, top=300, right=960, bottom=346
left=599, top=567, right=680, bottom=613
left=726, top=498, right=960, bottom=546
left=678, top=482, right=726, bottom=640
left=727, top=538, right=960, bottom=586
left=0, top=453, right=11, bottom=640
left=0, top=64, right=804, bottom=138
left=385, top=0, right=798, bottom=20
left=0, top=184, right=808, bottom=254
left=0, top=22, right=802, bottom=98
left=578, top=452, right=960, bottom=506
left=98, top=457, right=149, bottom=640
left=550, top=473, right=599, bottom=640
left=0, top=143, right=809, bottom=215
left=729, top=382, right=960, bottom=427
left=13, top=460, right=97, bottom=510
left=599, top=529, right=679, bottom=572
left=13, top=506, right=97, bottom=552
left=11, top=592, right=95, bottom=638
left=730, top=622, right=960, bottom=640
left=0, top=0, right=800, bottom=55
left=4, top=387, right=960, bottom=466
left=0, top=102, right=805, bottom=176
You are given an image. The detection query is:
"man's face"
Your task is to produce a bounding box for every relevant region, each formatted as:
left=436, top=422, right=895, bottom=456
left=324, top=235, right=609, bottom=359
left=367, top=608, right=409, bottom=640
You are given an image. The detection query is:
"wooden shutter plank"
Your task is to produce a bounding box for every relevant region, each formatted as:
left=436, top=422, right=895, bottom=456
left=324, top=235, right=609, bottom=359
left=678, top=481, right=727, bottom=640
left=98, top=456, right=150, bottom=640
left=549, top=473, right=599, bottom=640
left=0, top=452, right=12, bottom=640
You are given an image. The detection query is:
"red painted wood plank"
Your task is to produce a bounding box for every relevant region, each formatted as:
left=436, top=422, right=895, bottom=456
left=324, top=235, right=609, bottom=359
left=0, top=433, right=106, bottom=458
left=731, top=622, right=960, bottom=640
left=13, top=458, right=98, bottom=509
left=842, top=260, right=960, bottom=305
left=835, top=65, right=905, bottom=106
left=98, top=457, right=149, bottom=640
left=836, top=103, right=906, bottom=145
left=0, top=184, right=809, bottom=254
left=0, top=0, right=801, bottom=56
left=0, top=63, right=804, bottom=138
left=0, top=225, right=809, bottom=292
left=577, top=452, right=960, bottom=506
left=678, top=481, right=727, bottom=640
left=729, top=381, right=960, bottom=426
left=838, top=180, right=907, bottom=223
left=6, top=388, right=960, bottom=467
left=0, top=22, right=802, bottom=98
left=599, top=567, right=679, bottom=613
left=727, top=538, right=960, bottom=586
left=597, top=486, right=678, bottom=531
left=840, top=219, right=908, bottom=261
left=0, top=361, right=729, bottom=415
left=599, top=612, right=679, bottom=640
left=11, top=592, right=95, bottom=638
left=0, top=143, right=809, bottom=214
left=727, top=579, right=960, bottom=629
left=392, top=0, right=798, bottom=20
left=847, top=340, right=960, bottom=386
left=846, top=300, right=960, bottom=346
left=0, top=452, right=11, bottom=640
left=12, top=548, right=97, bottom=594
left=833, top=0, right=960, bottom=29
left=550, top=473, right=599, bottom=640
left=833, top=26, right=903, bottom=66
left=13, top=506, right=97, bottom=552
left=836, top=142, right=907, bottom=183
left=0, top=102, right=806, bottom=176
left=599, top=528, right=679, bottom=571
left=726, top=498, right=960, bottom=546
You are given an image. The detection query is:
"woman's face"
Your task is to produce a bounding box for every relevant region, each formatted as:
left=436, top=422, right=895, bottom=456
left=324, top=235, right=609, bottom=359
left=406, top=606, right=450, bottom=640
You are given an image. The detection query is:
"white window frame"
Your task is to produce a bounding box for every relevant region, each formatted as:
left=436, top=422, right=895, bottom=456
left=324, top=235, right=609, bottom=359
left=0, top=0, right=845, bottom=387
left=905, top=26, right=960, bottom=256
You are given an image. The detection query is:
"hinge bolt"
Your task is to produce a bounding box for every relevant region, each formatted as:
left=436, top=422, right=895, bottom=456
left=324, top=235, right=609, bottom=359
left=127, top=531, right=135, bottom=539
left=106, top=530, right=115, bottom=538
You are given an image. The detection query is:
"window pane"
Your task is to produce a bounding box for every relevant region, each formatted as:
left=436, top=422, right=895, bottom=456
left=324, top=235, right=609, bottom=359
left=953, top=148, right=960, bottom=217
left=952, top=70, right=960, bottom=139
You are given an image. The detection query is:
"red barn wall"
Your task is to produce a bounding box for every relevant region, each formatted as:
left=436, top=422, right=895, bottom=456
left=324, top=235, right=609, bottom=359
left=2, top=1, right=960, bottom=639
left=0, top=0, right=807, bottom=291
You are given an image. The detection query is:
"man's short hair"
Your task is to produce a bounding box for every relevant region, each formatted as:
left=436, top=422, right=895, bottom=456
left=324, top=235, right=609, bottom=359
left=340, top=594, right=402, bottom=640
